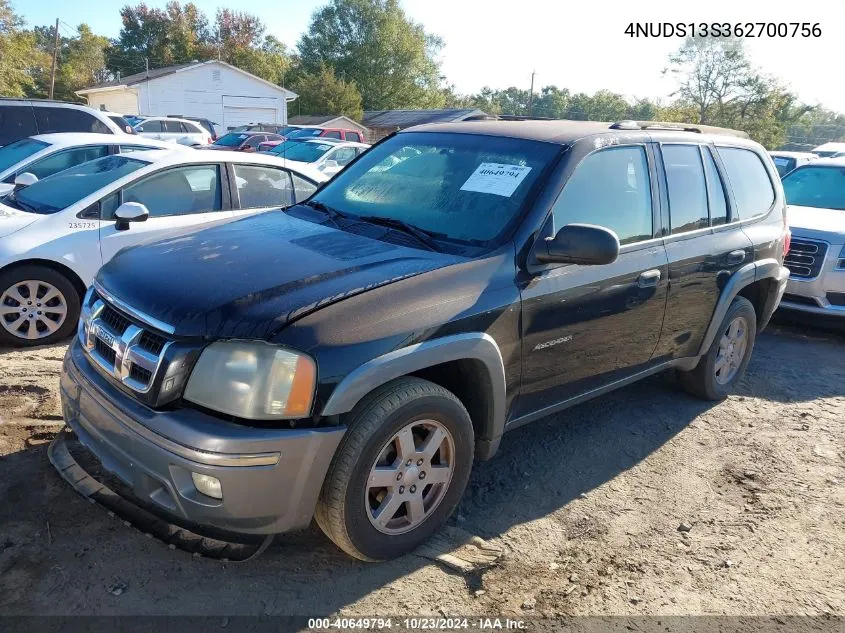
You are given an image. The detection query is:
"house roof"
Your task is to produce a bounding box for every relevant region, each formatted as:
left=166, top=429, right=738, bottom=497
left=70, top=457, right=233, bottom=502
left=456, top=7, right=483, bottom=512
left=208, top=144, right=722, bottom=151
left=288, top=114, right=366, bottom=130
left=76, top=60, right=297, bottom=99
left=362, top=108, right=488, bottom=129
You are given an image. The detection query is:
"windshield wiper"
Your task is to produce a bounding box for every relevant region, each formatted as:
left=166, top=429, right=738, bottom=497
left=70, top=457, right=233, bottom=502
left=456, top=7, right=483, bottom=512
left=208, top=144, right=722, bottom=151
left=303, top=200, right=349, bottom=226
left=356, top=216, right=443, bottom=252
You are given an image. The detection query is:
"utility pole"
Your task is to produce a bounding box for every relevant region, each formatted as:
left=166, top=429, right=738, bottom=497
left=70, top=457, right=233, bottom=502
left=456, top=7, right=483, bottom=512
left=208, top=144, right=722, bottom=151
left=49, top=18, right=60, bottom=99
left=527, top=70, right=536, bottom=117
left=145, top=57, right=149, bottom=77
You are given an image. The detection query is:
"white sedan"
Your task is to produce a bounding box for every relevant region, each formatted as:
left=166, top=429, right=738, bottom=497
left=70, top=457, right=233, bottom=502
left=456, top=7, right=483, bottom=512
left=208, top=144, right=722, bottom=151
left=0, top=150, right=325, bottom=346
left=133, top=117, right=212, bottom=146
left=0, top=133, right=177, bottom=197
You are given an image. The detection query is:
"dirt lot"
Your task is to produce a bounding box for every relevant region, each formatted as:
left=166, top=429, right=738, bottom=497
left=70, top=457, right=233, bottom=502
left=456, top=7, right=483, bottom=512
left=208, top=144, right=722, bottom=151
left=1, top=322, right=843, bottom=618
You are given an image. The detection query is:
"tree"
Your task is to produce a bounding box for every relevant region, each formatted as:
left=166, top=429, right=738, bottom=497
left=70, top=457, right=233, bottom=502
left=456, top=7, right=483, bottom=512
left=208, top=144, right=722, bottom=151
left=0, top=0, right=46, bottom=97
left=53, top=24, right=110, bottom=101
left=291, top=65, right=363, bottom=120
left=297, top=0, right=444, bottom=110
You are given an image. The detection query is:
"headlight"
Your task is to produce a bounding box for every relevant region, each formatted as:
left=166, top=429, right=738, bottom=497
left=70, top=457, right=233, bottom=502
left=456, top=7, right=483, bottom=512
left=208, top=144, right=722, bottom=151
left=183, top=341, right=316, bottom=420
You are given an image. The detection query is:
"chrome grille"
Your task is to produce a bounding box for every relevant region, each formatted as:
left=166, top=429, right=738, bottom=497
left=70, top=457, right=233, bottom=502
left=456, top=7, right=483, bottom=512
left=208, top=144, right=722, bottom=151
left=784, top=238, right=828, bottom=279
left=79, top=287, right=173, bottom=394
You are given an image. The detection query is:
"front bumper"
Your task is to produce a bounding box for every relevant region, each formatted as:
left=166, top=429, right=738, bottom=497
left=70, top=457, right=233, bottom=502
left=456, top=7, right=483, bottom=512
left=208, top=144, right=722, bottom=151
left=780, top=244, right=845, bottom=318
left=58, top=340, right=345, bottom=535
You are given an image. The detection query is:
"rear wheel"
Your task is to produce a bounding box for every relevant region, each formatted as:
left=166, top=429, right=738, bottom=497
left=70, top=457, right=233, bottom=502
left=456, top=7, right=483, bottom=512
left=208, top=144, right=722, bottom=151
left=315, top=377, right=474, bottom=561
left=0, top=265, right=80, bottom=347
left=679, top=296, right=756, bottom=400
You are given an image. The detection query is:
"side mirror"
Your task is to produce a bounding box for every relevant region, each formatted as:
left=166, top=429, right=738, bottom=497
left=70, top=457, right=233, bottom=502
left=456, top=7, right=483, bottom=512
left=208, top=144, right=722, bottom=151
left=535, top=223, right=620, bottom=266
left=114, top=202, right=149, bottom=231
left=14, top=172, right=38, bottom=189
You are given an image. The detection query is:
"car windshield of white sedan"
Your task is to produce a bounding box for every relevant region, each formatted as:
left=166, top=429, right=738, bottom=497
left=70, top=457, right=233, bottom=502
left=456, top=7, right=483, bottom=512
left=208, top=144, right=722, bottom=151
left=13, top=155, right=147, bottom=215
left=783, top=166, right=845, bottom=211
left=309, top=132, right=559, bottom=244
left=269, top=141, right=332, bottom=163
left=214, top=133, right=250, bottom=147
left=0, top=138, right=49, bottom=172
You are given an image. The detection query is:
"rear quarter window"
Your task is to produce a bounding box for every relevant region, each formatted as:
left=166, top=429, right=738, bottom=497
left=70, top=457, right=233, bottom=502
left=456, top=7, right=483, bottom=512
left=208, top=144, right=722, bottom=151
left=0, top=105, right=38, bottom=146
left=716, top=147, right=776, bottom=220
left=35, top=107, right=111, bottom=134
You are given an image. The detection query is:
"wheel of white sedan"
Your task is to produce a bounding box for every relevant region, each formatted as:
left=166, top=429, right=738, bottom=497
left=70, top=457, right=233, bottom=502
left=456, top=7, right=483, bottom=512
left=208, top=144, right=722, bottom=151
left=0, top=265, right=80, bottom=347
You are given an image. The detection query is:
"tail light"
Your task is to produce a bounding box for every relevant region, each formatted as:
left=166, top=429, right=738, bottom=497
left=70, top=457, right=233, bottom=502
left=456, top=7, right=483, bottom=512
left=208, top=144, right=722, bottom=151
left=783, top=229, right=791, bottom=258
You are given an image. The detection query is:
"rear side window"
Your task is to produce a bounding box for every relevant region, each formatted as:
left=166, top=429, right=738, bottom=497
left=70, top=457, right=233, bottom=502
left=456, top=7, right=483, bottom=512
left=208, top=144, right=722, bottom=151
left=163, top=120, right=182, bottom=133
left=35, top=107, right=111, bottom=134
left=121, top=165, right=222, bottom=217
left=662, top=144, right=709, bottom=234
left=27, top=146, right=109, bottom=179
left=552, top=145, right=653, bottom=245
left=291, top=173, right=318, bottom=202
left=0, top=106, right=38, bottom=145
left=716, top=147, right=775, bottom=219
left=702, top=148, right=728, bottom=226
left=233, top=164, right=294, bottom=208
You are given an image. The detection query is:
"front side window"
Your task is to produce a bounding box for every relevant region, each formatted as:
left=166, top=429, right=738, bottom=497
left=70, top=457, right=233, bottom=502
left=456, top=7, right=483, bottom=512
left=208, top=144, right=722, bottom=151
left=552, top=145, right=653, bottom=245
left=120, top=165, right=222, bottom=218
left=291, top=173, right=318, bottom=203
left=136, top=120, right=163, bottom=133
left=233, top=164, right=293, bottom=208
left=26, top=146, right=109, bottom=180
left=312, top=131, right=559, bottom=244
left=332, top=147, right=358, bottom=166
left=13, top=155, right=147, bottom=215
left=782, top=166, right=845, bottom=211
left=662, top=144, right=709, bottom=234
left=347, top=132, right=362, bottom=143
left=0, top=138, right=49, bottom=173
left=716, top=147, right=775, bottom=219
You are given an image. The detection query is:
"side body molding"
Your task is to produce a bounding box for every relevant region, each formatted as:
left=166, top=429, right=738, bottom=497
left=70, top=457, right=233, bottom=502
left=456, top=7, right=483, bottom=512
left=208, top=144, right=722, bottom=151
left=697, top=258, right=788, bottom=356
left=321, top=333, right=507, bottom=459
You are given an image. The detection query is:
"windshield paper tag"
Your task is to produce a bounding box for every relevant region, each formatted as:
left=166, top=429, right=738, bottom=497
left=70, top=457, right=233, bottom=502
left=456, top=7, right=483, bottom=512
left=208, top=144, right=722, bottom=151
left=460, top=163, right=532, bottom=197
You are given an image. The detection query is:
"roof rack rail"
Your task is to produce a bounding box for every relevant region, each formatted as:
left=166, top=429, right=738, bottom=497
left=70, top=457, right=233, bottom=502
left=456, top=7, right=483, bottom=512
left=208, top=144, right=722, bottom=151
left=610, top=120, right=749, bottom=139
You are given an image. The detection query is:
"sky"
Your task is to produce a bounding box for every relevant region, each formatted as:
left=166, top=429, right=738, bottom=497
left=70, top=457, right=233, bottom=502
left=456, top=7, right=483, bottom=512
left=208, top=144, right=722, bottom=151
left=13, top=0, right=845, bottom=111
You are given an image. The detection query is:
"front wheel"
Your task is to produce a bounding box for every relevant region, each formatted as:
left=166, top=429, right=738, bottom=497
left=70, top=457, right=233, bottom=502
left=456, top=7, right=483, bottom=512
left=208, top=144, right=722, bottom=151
left=0, top=265, right=80, bottom=347
left=315, top=377, right=474, bottom=561
left=679, top=296, right=757, bottom=400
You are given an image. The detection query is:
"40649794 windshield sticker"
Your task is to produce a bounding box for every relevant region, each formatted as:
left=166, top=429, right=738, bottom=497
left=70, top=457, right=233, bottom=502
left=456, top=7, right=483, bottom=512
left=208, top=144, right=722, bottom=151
left=459, top=163, right=532, bottom=197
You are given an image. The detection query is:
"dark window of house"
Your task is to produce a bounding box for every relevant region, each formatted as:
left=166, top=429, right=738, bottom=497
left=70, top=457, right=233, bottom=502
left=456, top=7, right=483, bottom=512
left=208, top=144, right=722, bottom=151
left=716, top=147, right=776, bottom=219
left=662, top=144, right=709, bottom=234
left=552, top=145, right=653, bottom=245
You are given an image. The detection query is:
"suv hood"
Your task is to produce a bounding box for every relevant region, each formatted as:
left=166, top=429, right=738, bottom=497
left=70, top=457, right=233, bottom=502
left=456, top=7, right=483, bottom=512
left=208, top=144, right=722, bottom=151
left=96, top=210, right=461, bottom=339
left=787, top=205, right=845, bottom=240
left=0, top=202, right=39, bottom=238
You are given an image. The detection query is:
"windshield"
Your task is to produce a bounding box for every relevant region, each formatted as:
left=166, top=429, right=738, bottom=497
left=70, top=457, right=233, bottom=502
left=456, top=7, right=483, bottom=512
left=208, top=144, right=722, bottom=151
left=308, top=131, right=560, bottom=244
left=279, top=126, right=300, bottom=136
left=14, top=155, right=147, bottom=215
left=772, top=156, right=796, bottom=177
left=783, top=165, right=845, bottom=211
left=214, top=133, right=249, bottom=147
left=269, top=141, right=333, bottom=162
left=0, top=138, right=49, bottom=173
left=287, top=128, right=323, bottom=138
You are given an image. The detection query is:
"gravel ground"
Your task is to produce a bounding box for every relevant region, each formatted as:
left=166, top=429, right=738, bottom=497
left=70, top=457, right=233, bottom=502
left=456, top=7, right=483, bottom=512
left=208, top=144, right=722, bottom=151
left=0, top=321, right=843, bottom=617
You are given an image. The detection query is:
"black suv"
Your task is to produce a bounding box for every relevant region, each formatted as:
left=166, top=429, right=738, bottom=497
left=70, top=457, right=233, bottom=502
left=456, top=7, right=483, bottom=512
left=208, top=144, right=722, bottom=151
left=53, top=120, right=790, bottom=561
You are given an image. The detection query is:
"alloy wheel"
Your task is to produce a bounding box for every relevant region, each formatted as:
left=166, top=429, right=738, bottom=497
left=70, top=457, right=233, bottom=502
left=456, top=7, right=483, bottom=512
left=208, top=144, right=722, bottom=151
left=365, top=419, right=455, bottom=535
left=714, top=316, right=748, bottom=385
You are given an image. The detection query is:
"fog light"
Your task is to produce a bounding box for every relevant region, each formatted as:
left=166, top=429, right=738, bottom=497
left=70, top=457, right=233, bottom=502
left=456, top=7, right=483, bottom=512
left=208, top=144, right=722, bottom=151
left=191, top=472, right=223, bottom=499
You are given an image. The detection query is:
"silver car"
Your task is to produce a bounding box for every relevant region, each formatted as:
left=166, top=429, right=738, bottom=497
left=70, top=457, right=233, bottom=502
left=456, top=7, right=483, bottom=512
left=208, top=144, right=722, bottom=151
left=779, top=158, right=845, bottom=317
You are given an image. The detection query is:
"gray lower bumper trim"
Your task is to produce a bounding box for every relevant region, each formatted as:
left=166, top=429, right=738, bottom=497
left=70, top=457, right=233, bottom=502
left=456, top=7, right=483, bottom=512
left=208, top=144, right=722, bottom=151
left=48, top=428, right=273, bottom=562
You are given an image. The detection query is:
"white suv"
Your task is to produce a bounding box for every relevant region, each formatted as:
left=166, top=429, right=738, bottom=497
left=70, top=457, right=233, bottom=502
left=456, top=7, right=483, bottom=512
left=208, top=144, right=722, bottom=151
left=133, top=117, right=211, bottom=146
left=0, top=150, right=325, bottom=346
left=0, top=99, right=129, bottom=147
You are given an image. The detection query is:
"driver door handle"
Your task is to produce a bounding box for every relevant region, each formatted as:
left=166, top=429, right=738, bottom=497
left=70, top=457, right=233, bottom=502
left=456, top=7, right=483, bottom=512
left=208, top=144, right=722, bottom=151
left=727, top=249, right=746, bottom=265
left=638, top=269, right=661, bottom=288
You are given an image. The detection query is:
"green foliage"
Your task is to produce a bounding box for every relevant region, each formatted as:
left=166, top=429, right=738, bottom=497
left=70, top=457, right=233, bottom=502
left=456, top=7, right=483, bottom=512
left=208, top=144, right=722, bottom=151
left=297, top=0, right=445, bottom=110
left=290, top=65, right=363, bottom=120
left=0, top=0, right=47, bottom=97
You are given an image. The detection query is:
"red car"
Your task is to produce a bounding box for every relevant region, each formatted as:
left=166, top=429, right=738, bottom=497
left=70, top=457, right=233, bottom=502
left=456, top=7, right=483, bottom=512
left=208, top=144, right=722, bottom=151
left=259, top=127, right=365, bottom=151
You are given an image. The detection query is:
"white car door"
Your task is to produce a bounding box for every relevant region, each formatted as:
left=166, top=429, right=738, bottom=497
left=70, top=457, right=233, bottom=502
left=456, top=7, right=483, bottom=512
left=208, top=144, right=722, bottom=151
left=134, top=119, right=164, bottom=141
left=99, top=163, right=235, bottom=263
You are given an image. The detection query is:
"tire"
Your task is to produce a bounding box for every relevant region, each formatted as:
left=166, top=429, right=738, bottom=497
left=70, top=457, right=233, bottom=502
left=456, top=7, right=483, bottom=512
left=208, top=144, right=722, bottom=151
left=0, top=265, right=80, bottom=347
left=679, top=296, right=757, bottom=400
left=315, top=377, right=474, bottom=561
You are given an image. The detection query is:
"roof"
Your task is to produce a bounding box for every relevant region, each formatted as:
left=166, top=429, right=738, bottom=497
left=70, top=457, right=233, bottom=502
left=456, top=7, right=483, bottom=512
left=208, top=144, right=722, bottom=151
left=812, top=142, right=845, bottom=152
left=401, top=119, right=759, bottom=147
left=76, top=61, right=297, bottom=99
left=769, top=151, right=818, bottom=159
left=287, top=115, right=364, bottom=129
left=31, top=132, right=172, bottom=148
left=301, top=138, right=370, bottom=149
left=800, top=156, right=845, bottom=167
left=362, top=109, right=487, bottom=129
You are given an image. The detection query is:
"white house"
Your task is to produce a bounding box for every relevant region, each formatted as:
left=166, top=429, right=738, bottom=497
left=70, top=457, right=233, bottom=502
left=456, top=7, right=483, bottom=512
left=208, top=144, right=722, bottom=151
left=76, top=60, right=298, bottom=131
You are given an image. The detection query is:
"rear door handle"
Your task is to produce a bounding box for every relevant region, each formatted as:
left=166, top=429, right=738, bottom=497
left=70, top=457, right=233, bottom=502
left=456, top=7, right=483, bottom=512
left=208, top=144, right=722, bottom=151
left=727, top=250, right=746, bottom=265
left=638, top=269, right=661, bottom=288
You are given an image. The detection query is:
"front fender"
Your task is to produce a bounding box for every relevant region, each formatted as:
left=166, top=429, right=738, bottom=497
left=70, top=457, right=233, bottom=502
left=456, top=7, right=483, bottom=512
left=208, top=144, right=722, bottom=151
left=320, top=332, right=507, bottom=459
